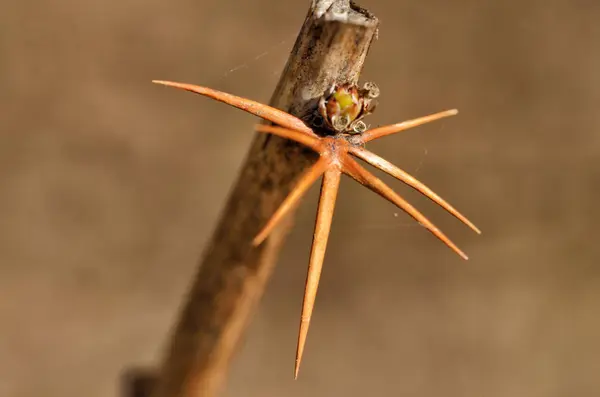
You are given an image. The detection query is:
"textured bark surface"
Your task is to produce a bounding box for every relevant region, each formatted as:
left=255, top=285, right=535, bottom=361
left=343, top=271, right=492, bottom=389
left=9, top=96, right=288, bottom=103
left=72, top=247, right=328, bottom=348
left=150, top=2, right=378, bottom=396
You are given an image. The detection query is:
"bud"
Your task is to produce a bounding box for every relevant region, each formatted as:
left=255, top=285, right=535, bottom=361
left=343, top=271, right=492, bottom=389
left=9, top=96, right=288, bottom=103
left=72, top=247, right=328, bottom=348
left=318, top=82, right=377, bottom=134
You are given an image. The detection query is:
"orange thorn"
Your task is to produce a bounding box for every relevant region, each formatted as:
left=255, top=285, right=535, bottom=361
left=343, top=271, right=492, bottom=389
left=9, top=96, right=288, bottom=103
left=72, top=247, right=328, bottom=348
left=295, top=169, right=341, bottom=379
left=360, top=109, right=458, bottom=143
left=254, top=124, right=321, bottom=151
left=152, top=80, right=316, bottom=137
left=349, top=146, right=481, bottom=234
left=253, top=158, right=328, bottom=246
left=342, top=156, right=468, bottom=260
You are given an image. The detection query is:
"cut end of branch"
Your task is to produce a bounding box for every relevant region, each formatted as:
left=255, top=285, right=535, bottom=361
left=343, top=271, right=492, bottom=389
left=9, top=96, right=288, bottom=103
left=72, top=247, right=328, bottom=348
left=312, top=0, right=378, bottom=27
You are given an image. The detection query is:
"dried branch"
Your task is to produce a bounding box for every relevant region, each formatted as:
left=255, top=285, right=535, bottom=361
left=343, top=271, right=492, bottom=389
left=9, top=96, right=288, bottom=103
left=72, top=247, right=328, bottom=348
left=148, top=1, right=378, bottom=396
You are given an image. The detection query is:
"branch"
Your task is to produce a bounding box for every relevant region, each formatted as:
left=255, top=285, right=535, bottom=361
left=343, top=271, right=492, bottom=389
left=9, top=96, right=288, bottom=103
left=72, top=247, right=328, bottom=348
left=148, top=2, right=378, bottom=396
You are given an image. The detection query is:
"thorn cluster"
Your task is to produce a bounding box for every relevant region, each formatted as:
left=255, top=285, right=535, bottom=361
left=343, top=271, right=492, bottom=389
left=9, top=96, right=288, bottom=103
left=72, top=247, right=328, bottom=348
left=153, top=79, right=480, bottom=379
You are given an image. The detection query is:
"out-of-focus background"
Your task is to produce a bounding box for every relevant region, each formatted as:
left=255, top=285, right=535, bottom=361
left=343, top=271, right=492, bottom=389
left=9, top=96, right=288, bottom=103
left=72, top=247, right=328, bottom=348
left=2, top=0, right=599, bottom=396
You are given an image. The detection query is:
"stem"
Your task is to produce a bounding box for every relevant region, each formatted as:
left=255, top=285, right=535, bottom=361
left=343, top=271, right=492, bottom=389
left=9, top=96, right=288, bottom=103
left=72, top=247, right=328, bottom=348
left=148, top=2, right=378, bottom=396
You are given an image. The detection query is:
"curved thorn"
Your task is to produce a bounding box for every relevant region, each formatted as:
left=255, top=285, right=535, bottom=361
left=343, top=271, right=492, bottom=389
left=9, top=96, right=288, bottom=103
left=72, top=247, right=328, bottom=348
left=360, top=109, right=458, bottom=143
left=152, top=80, right=316, bottom=137
left=295, top=169, right=341, bottom=379
left=253, top=158, right=328, bottom=246
left=255, top=124, right=322, bottom=152
left=341, top=156, right=468, bottom=260
left=349, top=146, right=481, bottom=234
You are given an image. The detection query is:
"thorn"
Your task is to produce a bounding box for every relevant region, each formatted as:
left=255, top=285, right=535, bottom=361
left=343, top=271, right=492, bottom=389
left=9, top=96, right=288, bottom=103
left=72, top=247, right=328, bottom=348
left=253, top=158, right=328, bottom=246
left=295, top=169, right=341, bottom=379
left=360, top=109, right=458, bottom=143
left=342, top=156, right=468, bottom=260
left=254, top=124, right=321, bottom=151
left=349, top=146, right=481, bottom=235
left=151, top=80, right=316, bottom=136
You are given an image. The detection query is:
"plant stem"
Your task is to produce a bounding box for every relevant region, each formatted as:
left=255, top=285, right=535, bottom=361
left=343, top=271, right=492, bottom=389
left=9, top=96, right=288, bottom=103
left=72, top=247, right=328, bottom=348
left=150, top=1, right=378, bottom=396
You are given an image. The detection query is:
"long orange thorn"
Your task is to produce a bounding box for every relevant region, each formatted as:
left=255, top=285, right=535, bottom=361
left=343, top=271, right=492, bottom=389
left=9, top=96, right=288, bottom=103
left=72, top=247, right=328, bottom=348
left=295, top=168, right=341, bottom=379
left=349, top=146, right=481, bottom=234
left=360, top=109, right=458, bottom=143
left=253, top=158, right=329, bottom=246
left=152, top=80, right=316, bottom=137
left=254, top=124, right=321, bottom=151
left=342, top=156, right=468, bottom=260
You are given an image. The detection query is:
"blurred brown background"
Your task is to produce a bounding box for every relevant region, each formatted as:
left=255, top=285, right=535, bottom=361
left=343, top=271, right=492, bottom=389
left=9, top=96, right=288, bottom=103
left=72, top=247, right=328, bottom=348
left=1, top=0, right=599, bottom=396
